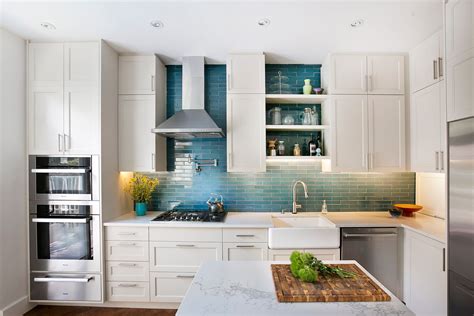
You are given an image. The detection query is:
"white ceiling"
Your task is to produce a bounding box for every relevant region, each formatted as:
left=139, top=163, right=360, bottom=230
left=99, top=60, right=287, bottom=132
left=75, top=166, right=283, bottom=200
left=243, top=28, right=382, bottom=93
left=1, top=0, right=443, bottom=64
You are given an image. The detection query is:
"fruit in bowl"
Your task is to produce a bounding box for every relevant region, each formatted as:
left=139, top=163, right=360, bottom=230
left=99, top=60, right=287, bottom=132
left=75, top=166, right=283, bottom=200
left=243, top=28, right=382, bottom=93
left=393, top=204, right=423, bottom=217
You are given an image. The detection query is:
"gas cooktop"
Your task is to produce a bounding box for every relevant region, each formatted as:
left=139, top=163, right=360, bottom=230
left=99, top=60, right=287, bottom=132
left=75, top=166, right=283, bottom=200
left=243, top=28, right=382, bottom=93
left=152, top=210, right=227, bottom=222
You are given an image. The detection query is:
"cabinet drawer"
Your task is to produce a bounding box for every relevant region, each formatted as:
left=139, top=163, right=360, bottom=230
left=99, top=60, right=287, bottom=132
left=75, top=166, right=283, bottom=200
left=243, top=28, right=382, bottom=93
left=223, top=228, right=267, bottom=243
left=150, top=272, right=195, bottom=303
left=223, top=243, right=268, bottom=261
left=106, top=261, right=149, bottom=282
left=105, top=226, right=148, bottom=241
left=107, top=281, right=150, bottom=302
left=149, top=241, right=222, bottom=272
left=106, top=241, right=149, bottom=261
left=149, top=227, right=222, bottom=242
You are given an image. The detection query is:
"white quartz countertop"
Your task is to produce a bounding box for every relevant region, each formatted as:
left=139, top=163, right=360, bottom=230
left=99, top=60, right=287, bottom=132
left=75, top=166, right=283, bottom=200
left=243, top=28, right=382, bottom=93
left=176, top=260, right=414, bottom=316
left=104, top=211, right=445, bottom=243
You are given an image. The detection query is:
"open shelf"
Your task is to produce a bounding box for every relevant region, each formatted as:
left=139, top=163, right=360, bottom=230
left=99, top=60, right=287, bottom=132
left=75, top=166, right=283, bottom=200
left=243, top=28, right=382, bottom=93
left=266, top=156, right=329, bottom=161
left=266, top=94, right=328, bottom=104
left=266, top=125, right=329, bottom=131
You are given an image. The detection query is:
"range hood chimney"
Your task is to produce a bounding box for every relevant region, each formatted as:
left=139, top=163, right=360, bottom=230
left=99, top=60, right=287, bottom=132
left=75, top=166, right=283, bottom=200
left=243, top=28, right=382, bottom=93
left=152, top=56, right=224, bottom=139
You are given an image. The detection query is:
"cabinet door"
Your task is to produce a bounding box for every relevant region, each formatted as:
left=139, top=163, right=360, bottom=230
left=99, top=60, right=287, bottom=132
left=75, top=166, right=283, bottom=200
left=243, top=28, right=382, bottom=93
left=368, top=95, right=405, bottom=171
left=150, top=272, right=195, bottom=303
left=329, top=54, right=367, bottom=94
left=227, top=94, right=266, bottom=172
left=411, top=83, right=443, bottom=172
left=403, top=230, right=447, bottom=316
left=410, top=31, right=443, bottom=93
left=223, top=243, right=268, bottom=261
left=28, top=86, right=64, bottom=154
left=107, top=281, right=150, bottom=302
left=63, top=84, right=100, bottom=154
left=119, top=56, right=155, bottom=95
left=330, top=95, right=368, bottom=172
left=64, top=42, right=99, bottom=86
left=118, top=95, right=156, bottom=172
left=367, top=55, right=404, bottom=95
left=28, top=43, right=63, bottom=87
left=446, top=0, right=473, bottom=60
left=227, top=54, right=265, bottom=94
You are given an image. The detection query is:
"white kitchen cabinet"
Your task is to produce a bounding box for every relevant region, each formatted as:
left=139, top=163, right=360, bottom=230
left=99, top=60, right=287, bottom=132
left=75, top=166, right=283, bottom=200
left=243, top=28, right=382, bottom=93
left=119, top=56, right=156, bottom=95
left=410, top=31, right=444, bottom=93
left=403, top=229, right=447, bottom=316
left=149, top=241, right=222, bottom=272
left=107, top=282, right=150, bottom=302
left=223, top=228, right=268, bottom=243
left=223, top=243, right=268, bottom=261
left=445, top=0, right=473, bottom=121
left=323, top=54, right=405, bottom=95
left=150, top=272, right=195, bottom=303
left=330, top=95, right=368, bottom=172
left=28, top=86, right=64, bottom=154
left=118, top=56, right=167, bottom=172
left=410, top=82, right=446, bottom=173
left=27, top=42, right=101, bottom=155
left=227, top=53, right=265, bottom=94
left=268, top=248, right=340, bottom=261
left=367, top=55, right=405, bottom=95
left=227, top=94, right=266, bottom=172
left=106, top=241, right=150, bottom=262
left=106, top=261, right=150, bottom=282
left=368, top=95, right=405, bottom=171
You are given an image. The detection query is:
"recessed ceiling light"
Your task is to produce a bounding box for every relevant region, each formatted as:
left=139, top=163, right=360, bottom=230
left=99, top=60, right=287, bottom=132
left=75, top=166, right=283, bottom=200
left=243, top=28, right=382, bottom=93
left=350, top=19, right=364, bottom=28
left=257, top=18, right=271, bottom=27
left=150, top=20, right=164, bottom=28
left=40, top=22, right=56, bottom=30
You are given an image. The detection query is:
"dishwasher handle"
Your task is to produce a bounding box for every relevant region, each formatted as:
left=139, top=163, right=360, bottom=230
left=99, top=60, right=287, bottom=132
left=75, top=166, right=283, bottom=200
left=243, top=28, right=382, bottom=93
left=343, top=233, right=398, bottom=238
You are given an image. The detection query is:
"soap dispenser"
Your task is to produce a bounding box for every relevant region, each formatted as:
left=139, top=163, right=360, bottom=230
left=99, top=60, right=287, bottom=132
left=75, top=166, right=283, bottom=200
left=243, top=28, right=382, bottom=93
left=321, top=200, right=328, bottom=214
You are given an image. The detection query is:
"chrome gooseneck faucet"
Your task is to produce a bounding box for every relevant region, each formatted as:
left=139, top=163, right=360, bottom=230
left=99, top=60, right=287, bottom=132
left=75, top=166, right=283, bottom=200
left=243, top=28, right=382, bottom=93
left=292, top=180, right=309, bottom=214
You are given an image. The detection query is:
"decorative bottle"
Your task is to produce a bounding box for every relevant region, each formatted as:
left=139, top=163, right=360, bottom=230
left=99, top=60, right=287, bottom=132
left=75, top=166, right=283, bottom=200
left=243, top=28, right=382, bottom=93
left=303, top=79, right=312, bottom=95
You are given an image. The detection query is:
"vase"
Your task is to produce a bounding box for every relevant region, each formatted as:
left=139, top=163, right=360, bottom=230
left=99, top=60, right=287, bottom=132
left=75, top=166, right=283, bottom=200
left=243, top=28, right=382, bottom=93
left=303, top=79, right=312, bottom=95
left=135, top=202, right=148, bottom=216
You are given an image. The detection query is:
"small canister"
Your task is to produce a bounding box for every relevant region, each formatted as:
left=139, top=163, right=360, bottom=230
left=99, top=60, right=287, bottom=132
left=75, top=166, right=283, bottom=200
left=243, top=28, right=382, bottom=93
left=293, top=144, right=301, bottom=156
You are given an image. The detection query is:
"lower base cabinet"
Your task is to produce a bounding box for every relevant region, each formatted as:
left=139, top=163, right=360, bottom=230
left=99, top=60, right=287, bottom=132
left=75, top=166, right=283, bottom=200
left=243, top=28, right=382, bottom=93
left=223, top=243, right=268, bottom=261
left=150, top=272, right=195, bottom=303
left=268, top=248, right=340, bottom=261
left=107, top=282, right=150, bottom=302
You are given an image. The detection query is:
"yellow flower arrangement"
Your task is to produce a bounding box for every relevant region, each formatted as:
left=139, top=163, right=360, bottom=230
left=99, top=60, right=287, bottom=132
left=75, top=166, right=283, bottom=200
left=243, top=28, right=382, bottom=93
left=125, top=174, right=159, bottom=203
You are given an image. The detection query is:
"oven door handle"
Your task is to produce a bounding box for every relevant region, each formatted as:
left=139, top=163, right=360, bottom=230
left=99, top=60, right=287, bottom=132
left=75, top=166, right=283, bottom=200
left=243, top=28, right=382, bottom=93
left=32, top=217, right=90, bottom=224
left=33, top=276, right=94, bottom=283
left=31, top=168, right=91, bottom=174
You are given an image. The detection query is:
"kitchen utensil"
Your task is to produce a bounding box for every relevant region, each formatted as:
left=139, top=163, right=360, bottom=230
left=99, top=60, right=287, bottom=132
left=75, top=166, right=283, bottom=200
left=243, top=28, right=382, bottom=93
left=282, top=115, right=295, bottom=125
left=269, top=107, right=282, bottom=125
left=207, top=193, right=224, bottom=213
left=393, top=204, right=423, bottom=217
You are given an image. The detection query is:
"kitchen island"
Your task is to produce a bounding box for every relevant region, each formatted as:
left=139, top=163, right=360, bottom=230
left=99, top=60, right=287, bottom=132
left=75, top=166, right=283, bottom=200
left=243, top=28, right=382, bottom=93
left=176, top=260, right=414, bottom=316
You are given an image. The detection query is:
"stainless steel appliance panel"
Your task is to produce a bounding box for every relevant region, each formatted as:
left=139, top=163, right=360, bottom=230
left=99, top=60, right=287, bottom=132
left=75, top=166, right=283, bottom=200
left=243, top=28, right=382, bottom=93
left=448, top=117, right=474, bottom=315
left=341, top=227, right=401, bottom=298
left=30, top=272, right=102, bottom=302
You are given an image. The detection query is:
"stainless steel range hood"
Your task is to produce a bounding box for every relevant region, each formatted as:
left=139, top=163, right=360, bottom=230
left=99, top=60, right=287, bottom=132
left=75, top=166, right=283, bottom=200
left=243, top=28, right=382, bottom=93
left=152, top=56, right=224, bottom=139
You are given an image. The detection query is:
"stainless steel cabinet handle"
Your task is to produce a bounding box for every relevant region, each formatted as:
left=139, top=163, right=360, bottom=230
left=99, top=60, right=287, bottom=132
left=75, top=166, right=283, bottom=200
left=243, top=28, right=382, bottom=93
left=34, top=276, right=94, bottom=283
left=151, top=75, right=155, bottom=92
left=343, top=233, right=398, bottom=238
left=118, top=232, right=136, bottom=236
left=176, top=275, right=195, bottom=278
left=118, top=242, right=137, bottom=246
left=435, top=151, right=440, bottom=170
left=227, top=73, right=232, bottom=90
left=438, top=57, right=443, bottom=77
left=32, top=217, right=90, bottom=224
left=118, top=283, right=138, bottom=288
left=236, top=245, right=255, bottom=248
left=30, top=168, right=90, bottom=174
left=64, top=134, right=70, bottom=151
left=440, top=151, right=444, bottom=171
left=433, top=60, right=438, bottom=80
left=235, top=234, right=255, bottom=237
left=442, top=248, right=446, bottom=272
left=58, top=134, right=63, bottom=152
left=176, top=244, right=195, bottom=247
left=118, top=263, right=137, bottom=267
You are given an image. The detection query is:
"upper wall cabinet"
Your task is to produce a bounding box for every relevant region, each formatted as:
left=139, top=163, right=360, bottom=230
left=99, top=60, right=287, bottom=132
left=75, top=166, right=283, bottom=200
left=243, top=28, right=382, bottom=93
left=28, top=42, right=100, bottom=155
left=119, top=56, right=156, bottom=95
left=226, top=54, right=265, bottom=94
left=445, top=0, right=473, bottom=121
left=118, top=56, right=167, bottom=172
left=410, top=31, right=444, bottom=93
left=322, top=54, right=405, bottom=95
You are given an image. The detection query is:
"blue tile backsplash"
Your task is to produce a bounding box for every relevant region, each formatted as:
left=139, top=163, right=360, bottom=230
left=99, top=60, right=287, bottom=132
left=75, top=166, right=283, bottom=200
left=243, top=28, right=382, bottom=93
left=145, top=64, right=415, bottom=212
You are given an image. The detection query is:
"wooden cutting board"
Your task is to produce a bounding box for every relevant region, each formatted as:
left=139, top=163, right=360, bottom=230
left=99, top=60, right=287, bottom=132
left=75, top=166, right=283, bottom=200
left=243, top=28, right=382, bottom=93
left=271, top=264, right=391, bottom=303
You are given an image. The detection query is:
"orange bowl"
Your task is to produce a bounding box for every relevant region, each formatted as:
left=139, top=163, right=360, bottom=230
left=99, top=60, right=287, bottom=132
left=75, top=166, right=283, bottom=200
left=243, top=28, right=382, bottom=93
left=394, top=204, right=423, bottom=217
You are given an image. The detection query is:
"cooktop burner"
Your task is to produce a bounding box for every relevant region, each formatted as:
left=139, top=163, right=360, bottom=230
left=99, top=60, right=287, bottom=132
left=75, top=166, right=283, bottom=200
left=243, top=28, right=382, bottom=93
left=152, top=210, right=227, bottom=222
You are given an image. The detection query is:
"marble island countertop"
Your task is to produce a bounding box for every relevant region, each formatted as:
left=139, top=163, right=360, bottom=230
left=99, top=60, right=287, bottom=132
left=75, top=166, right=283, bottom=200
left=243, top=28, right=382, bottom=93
left=176, top=260, right=414, bottom=316
left=104, top=211, right=446, bottom=243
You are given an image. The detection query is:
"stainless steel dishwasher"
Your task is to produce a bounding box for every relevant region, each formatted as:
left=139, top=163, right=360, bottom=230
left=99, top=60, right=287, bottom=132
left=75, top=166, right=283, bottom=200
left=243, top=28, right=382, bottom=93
left=341, top=227, right=401, bottom=299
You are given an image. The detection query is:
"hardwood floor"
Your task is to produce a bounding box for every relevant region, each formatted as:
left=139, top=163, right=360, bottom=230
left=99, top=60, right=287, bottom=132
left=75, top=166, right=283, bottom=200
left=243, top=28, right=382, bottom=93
left=25, top=306, right=177, bottom=316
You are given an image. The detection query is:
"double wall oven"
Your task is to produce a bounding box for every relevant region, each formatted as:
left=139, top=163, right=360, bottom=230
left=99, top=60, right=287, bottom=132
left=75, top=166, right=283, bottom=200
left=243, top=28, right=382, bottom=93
left=29, top=155, right=102, bottom=302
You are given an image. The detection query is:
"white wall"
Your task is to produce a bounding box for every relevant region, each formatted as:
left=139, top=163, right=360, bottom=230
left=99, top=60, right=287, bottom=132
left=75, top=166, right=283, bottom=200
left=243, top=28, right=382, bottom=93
left=0, top=28, right=31, bottom=315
